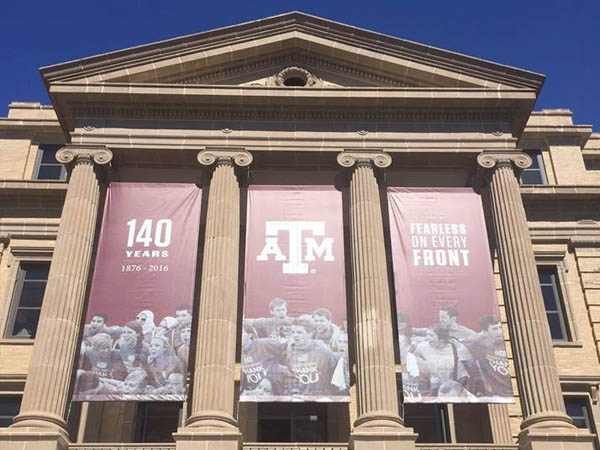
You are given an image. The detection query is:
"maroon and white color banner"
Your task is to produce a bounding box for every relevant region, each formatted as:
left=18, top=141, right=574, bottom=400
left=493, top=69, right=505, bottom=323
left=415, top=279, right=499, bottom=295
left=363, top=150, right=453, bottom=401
left=388, top=188, right=513, bottom=404
left=73, top=183, right=201, bottom=401
left=241, top=186, right=349, bottom=402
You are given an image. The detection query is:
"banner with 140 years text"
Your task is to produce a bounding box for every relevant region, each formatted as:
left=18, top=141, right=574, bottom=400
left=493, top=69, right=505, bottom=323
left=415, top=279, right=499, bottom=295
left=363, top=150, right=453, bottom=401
left=388, top=188, right=514, bottom=404
left=73, top=183, right=201, bottom=401
left=241, top=186, right=349, bottom=402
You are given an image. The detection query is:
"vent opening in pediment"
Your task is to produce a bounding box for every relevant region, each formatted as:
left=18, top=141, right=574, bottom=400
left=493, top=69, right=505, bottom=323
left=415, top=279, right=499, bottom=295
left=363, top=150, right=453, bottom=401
left=284, top=76, right=307, bottom=87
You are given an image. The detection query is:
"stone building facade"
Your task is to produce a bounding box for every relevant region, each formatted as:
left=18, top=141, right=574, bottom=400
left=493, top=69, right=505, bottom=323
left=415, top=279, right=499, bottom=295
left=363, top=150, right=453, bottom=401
left=1, top=11, right=600, bottom=450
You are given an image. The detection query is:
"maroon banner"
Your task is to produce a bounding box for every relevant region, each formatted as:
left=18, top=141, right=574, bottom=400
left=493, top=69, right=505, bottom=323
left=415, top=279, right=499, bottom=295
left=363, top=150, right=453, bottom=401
left=241, top=186, right=349, bottom=402
left=388, top=188, right=513, bottom=403
left=73, top=183, right=201, bottom=401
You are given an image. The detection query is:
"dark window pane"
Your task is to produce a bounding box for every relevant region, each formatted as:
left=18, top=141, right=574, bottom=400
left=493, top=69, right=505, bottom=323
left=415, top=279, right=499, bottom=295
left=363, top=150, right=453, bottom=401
left=564, top=397, right=593, bottom=431
left=405, top=404, right=448, bottom=443
left=520, top=170, right=544, bottom=185
left=23, top=264, right=49, bottom=280
left=520, top=150, right=546, bottom=185
left=541, top=285, right=559, bottom=310
left=19, top=281, right=46, bottom=307
left=546, top=313, right=565, bottom=340
left=10, top=309, right=41, bottom=338
left=257, top=403, right=328, bottom=443
left=40, top=147, right=60, bottom=163
left=537, top=266, right=569, bottom=341
left=137, top=402, right=180, bottom=442
left=259, top=419, right=291, bottom=442
left=0, top=397, right=21, bottom=427
left=538, top=269, right=553, bottom=285
left=37, top=165, right=63, bottom=180
left=294, top=414, right=327, bottom=442
left=529, top=155, right=541, bottom=169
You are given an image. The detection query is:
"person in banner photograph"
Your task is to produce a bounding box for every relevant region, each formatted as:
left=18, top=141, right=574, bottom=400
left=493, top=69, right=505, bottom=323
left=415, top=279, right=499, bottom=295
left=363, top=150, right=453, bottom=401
left=287, top=318, right=340, bottom=397
left=245, top=297, right=292, bottom=340
left=83, top=313, right=121, bottom=340
left=241, top=307, right=350, bottom=400
left=438, top=305, right=476, bottom=343
left=74, top=304, right=193, bottom=400
left=312, top=308, right=341, bottom=349
left=240, top=323, right=289, bottom=398
left=116, top=320, right=149, bottom=375
left=398, top=305, right=513, bottom=402
left=465, top=315, right=512, bottom=399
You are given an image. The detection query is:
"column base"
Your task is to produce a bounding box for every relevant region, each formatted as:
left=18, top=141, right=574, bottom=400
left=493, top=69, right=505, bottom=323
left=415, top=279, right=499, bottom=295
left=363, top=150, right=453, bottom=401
left=0, top=427, right=69, bottom=450
left=519, top=427, right=596, bottom=450
left=175, top=412, right=241, bottom=450
left=174, top=426, right=242, bottom=450
left=350, top=413, right=417, bottom=450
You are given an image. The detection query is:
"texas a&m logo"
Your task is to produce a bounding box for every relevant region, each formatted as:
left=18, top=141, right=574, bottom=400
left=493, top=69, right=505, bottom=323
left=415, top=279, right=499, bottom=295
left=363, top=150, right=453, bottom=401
left=256, top=221, right=335, bottom=274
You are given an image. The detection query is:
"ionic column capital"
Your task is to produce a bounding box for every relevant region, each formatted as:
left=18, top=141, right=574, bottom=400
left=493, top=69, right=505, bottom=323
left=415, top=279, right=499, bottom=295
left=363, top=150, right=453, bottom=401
left=197, top=148, right=253, bottom=168
left=337, top=149, right=392, bottom=169
left=56, top=145, right=113, bottom=168
left=477, top=151, right=532, bottom=172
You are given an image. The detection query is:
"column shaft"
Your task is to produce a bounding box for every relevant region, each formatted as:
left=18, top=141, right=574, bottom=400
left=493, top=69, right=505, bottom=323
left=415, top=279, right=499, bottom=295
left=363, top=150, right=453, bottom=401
left=349, top=162, right=403, bottom=427
left=485, top=158, right=572, bottom=430
left=12, top=147, right=110, bottom=432
left=187, top=159, right=240, bottom=428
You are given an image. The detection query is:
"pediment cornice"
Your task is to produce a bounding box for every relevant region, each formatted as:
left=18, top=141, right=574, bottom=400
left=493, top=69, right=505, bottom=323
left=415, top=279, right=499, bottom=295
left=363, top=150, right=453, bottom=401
left=40, top=12, right=545, bottom=92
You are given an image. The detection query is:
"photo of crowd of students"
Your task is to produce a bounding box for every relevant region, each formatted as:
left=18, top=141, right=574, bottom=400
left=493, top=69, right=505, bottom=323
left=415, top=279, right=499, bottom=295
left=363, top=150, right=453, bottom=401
left=241, top=297, right=349, bottom=402
left=73, top=305, right=192, bottom=401
left=398, top=305, right=513, bottom=403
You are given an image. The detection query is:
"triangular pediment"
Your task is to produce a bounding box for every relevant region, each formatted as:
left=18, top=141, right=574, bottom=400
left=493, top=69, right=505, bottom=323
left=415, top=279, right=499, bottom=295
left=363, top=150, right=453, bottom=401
left=41, top=12, right=544, bottom=91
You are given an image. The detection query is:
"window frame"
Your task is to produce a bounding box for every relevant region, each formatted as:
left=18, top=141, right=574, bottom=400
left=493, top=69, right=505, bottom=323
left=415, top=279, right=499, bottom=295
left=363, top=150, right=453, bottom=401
left=0, top=376, right=25, bottom=429
left=535, top=251, right=579, bottom=346
left=561, top=379, right=600, bottom=449
left=519, top=149, right=548, bottom=186
left=33, top=144, right=66, bottom=181
left=1, top=247, right=53, bottom=342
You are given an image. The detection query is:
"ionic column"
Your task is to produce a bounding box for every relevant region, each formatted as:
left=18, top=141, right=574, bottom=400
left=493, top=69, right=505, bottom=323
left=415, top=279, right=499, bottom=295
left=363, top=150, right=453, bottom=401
left=175, top=149, right=251, bottom=450
left=337, top=151, right=416, bottom=450
left=478, top=151, right=592, bottom=450
left=10, top=146, right=112, bottom=435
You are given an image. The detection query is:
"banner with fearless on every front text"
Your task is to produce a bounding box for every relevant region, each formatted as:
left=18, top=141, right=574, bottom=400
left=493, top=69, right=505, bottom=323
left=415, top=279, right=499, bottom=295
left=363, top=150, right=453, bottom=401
left=72, top=183, right=201, bottom=402
left=241, top=185, right=350, bottom=402
left=388, top=188, right=514, bottom=404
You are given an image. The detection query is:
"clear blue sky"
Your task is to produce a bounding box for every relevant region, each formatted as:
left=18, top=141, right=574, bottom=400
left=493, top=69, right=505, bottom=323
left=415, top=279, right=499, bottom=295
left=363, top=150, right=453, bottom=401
left=2, top=0, right=599, bottom=128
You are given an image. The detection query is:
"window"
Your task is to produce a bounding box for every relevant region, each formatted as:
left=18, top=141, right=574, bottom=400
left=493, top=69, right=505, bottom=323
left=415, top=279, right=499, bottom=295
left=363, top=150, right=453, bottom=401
left=404, top=404, right=450, bottom=443
left=135, top=402, right=181, bottom=442
left=258, top=403, right=327, bottom=442
left=564, top=396, right=598, bottom=449
left=6, top=263, right=49, bottom=339
left=35, top=145, right=66, bottom=180
left=538, top=266, right=570, bottom=341
left=520, top=149, right=547, bottom=185
left=0, top=397, right=21, bottom=427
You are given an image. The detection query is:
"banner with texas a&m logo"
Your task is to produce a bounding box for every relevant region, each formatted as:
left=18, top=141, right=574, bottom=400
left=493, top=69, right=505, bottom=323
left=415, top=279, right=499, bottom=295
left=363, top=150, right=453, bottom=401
left=388, top=188, right=513, bottom=404
left=73, top=183, right=201, bottom=401
left=241, top=186, right=349, bottom=402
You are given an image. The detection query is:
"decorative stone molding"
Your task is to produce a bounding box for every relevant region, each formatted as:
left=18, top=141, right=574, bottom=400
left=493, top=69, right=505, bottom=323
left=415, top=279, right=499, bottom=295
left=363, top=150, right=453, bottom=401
left=569, top=237, right=600, bottom=248
left=337, top=150, right=392, bottom=169
left=274, top=66, right=319, bottom=87
left=73, top=105, right=513, bottom=123
left=197, top=148, right=253, bottom=167
left=477, top=150, right=532, bottom=171
left=56, top=145, right=113, bottom=167
left=172, top=53, right=418, bottom=87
